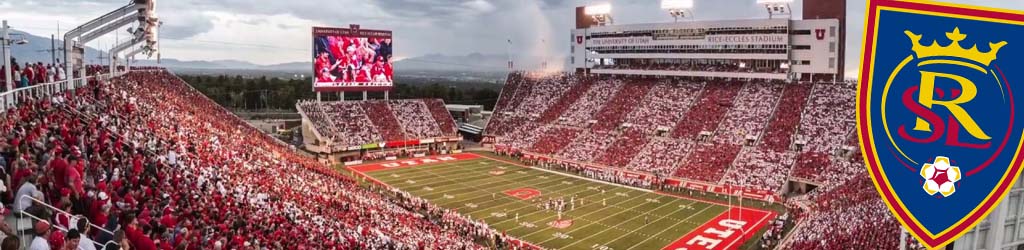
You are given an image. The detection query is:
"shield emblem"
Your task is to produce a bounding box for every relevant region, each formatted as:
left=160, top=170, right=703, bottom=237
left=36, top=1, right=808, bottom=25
left=814, top=29, right=826, bottom=40
left=576, top=36, right=583, bottom=44
left=858, top=0, right=1024, bottom=248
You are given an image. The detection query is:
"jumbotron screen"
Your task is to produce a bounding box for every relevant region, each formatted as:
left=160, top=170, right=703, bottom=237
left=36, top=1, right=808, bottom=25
left=312, top=26, right=393, bottom=92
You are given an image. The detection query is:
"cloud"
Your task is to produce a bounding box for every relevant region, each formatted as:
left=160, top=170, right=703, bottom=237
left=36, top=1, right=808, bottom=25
left=159, top=12, right=217, bottom=39
left=3, top=0, right=1021, bottom=70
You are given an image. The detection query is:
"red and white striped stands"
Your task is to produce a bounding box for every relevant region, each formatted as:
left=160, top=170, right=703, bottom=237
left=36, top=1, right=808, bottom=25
left=486, top=72, right=902, bottom=249
left=298, top=98, right=460, bottom=148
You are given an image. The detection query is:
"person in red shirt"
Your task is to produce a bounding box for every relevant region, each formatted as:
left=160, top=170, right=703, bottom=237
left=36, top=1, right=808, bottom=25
left=21, top=63, right=33, bottom=88
left=49, top=151, right=69, bottom=192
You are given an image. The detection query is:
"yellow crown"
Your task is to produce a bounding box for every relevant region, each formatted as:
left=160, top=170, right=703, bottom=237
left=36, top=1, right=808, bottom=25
left=904, top=27, right=1008, bottom=66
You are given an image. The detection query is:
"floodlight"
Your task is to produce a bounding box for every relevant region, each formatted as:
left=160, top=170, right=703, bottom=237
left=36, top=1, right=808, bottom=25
left=661, top=0, right=693, bottom=10
left=584, top=4, right=612, bottom=15
left=758, top=0, right=793, bottom=19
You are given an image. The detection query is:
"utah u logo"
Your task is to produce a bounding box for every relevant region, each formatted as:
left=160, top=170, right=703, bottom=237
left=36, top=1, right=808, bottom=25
left=814, top=29, right=826, bottom=40
left=859, top=1, right=1024, bottom=248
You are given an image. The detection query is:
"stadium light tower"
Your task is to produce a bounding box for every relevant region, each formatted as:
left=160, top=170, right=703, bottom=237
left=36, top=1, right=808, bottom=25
left=584, top=4, right=613, bottom=26
left=757, top=0, right=793, bottom=19
left=661, top=0, right=694, bottom=22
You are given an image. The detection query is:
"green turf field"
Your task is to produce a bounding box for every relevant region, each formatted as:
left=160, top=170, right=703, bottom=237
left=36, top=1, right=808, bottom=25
left=351, top=154, right=764, bottom=250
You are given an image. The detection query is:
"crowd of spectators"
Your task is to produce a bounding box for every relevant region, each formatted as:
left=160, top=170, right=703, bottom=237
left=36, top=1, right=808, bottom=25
left=720, top=148, right=797, bottom=192
left=423, top=99, right=458, bottom=134
left=536, top=78, right=591, bottom=124
left=589, top=80, right=653, bottom=131
left=671, top=81, right=743, bottom=139
left=760, top=84, right=813, bottom=152
left=486, top=72, right=910, bottom=249
left=555, top=130, right=615, bottom=163
left=297, top=98, right=458, bottom=148
left=624, top=138, right=693, bottom=177
left=797, top=83, right=857, bottom=153
left=623, top=81, right=704, bottom=134
left=592, top=61, right=786, bottom=74
left=714, top=81, right=784, bottom=145
left=786, top=175, right=905, bottom=250
left=389, top=100, right=443, bottom=139
left=0, top=69, right=494, bottom=249
left=0, top=61, right=117, bottom=92
left=526, top=126, right=581, bottom=155
left=593, top=129, right=649, bottom=168
left=674, top=143, right=741, bottom=182
left=554, top=79, right=622, bottom=126
left=297, top=100, right=383, bottom=147
left=360, top=101, right=407, bottom=142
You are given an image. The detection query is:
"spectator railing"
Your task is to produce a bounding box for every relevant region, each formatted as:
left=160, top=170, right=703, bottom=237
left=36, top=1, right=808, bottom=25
left=17, top=195, right=120, bottom=250
left=0, top=70, right=125, bottom=111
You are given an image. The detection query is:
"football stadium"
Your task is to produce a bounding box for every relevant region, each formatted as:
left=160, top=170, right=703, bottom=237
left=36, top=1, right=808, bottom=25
left=0, top=0, right=1023, bottom=249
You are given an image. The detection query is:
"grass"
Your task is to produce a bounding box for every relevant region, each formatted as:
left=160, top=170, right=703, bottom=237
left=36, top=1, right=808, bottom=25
left=348, top=154, right=774, bottom=250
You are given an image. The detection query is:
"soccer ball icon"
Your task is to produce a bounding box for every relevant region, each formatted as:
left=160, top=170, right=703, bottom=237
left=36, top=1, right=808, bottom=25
left=920, top=156, right=961, bottom=197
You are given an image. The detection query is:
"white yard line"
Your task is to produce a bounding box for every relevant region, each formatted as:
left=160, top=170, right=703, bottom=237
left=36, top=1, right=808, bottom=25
left=534, top=192, right=661, bottom=244
left=478, top=154, right=654, bottom=193
left=558, top=197, right=691, bottom=248
left=626, top=205, right=721, bottom=250
left=600, top=200, right=703, bottom=246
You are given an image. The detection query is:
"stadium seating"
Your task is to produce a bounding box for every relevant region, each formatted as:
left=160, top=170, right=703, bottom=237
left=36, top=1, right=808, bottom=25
left=594, top=128, right=650, bottom=168
left=537, top=77, right=592, bottom=124
left=298, top=98, right=458, bottom=147
left=798, top=83, right=858, bottom=153
left=424, top=99, right=459, bottom=134
left=623, top=80, right=704, bottom=133
left=671, top=81, right=744, bottom=139
left=714, top=81, right=784, bottom=145
left=625, top=137, right=693, bottom=176
left=787, top=175, right=902, bottom=250
left=675, top=143, right=741, bottom=182
left=557, top=130, right=617, bottom=162
left=485, top=72, right=896, bottom=249
left=362, top=100, right=407, bottom=141
left=297, top=100, right=384, bottom=146
left=590, top=79, right=654, bottom=131
left=2, top=69, right=486, bottom=249
left=528, top=126, right=582, bottom=155
left=390, top=99, right=444, bottom=138
left=761, top=83, right=813, bottom=152
left=556, top=79, right=623, bottom=126
left=721, top=147, right=797, bottom=192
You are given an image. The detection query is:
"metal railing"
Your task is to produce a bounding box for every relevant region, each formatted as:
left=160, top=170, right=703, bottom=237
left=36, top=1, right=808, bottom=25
left=0, top=71, right=126, bottom=111
left=17, top=195, right=120, bottom=250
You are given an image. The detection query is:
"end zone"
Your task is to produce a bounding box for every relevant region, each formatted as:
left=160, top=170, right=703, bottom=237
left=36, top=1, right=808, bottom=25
left=662, top=207, right=776, bottom=250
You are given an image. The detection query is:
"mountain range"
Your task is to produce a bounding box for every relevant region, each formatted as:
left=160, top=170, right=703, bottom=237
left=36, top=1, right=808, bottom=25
left=6, top=30, right=550, bottom=73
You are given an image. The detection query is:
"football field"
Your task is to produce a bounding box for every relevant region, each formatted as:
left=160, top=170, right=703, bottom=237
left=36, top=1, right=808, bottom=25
left=349, top=153, right=775, bottom=250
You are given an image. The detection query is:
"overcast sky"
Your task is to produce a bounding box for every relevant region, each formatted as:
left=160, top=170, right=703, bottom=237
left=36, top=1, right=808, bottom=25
left=2, top=0, right=1022, bottom=77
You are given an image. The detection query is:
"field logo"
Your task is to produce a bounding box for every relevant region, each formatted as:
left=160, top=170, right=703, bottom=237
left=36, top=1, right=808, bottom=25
left=504, top=188, right=541, bottom=200
left=858, top=1, right=1024, bottom=248
left=548, top=219, right=573, bottom=229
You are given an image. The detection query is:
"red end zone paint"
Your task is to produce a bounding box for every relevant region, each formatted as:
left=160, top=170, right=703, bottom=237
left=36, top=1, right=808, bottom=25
left=662, top=207, right=775, bottom=250
left=348, top=153, right=480, bottom=173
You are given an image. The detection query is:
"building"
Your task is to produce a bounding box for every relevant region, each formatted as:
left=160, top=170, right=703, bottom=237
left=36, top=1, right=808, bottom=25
left=570, top=6, right=842, bottom=82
